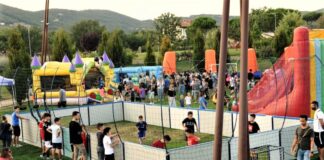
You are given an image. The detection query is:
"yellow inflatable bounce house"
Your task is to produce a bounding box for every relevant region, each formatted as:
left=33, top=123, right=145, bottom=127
left=31, top=52, right=115, bottom=105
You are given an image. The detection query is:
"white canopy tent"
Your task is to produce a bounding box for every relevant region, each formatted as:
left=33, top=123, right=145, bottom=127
left=0, top=76, right=16, bottom=107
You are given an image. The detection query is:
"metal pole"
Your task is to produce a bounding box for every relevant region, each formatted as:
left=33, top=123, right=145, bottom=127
left=213, top=0, right=230, bottom=159
left=41, top=0, right=49, bottom=64
left=28, top=27, right=32, bottom=56
left=238, top=0, right=250, bottom=159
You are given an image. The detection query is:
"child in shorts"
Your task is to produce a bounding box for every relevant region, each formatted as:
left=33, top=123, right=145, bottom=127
left=136, top=115, right=147, bottom=144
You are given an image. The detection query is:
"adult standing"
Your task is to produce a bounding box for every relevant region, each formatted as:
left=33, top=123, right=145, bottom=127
left=58, top=85, right=66, bottom=108
left=312, top=101, right=324, bottom=160
left=11, top=106, right=28, bottom=147
left=0, top=116, right=12, bottom=148
left=291, top=115, right=314, bottom=160
left=69, top=111, right=87, bottom=160
left=167, top=84, right=176, bottom=107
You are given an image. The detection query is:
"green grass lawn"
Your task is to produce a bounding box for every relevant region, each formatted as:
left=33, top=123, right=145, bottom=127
left=60, top=119, right=214, bottom=149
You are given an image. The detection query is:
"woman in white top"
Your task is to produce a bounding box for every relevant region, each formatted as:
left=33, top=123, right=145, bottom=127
left=103, top=127, right=120, bottom=160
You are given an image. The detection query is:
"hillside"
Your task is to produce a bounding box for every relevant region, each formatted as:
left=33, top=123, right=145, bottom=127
left=0, top=3, right=153, bottom=32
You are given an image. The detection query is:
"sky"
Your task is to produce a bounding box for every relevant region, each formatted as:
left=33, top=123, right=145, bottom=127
left=0, top=0, right=323, bottom=20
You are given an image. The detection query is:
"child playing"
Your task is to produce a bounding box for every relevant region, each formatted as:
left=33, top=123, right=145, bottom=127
left=43, top=114, right=52, bottom=159
left=47, top=118, right=62, bottom=160
left=185, top=92, right=192, bottom=107
left=152, top=135, right=171, bottom=149
left=179, top=95, right=185, bottom=107
left=199, top=91, right=207, bottom=110
left=148, top=86, right=155, bottom=104
left=103, top=127, right=120, bottom=160
left=186, top=130, right=200, bottom=146
left=136, top=115, right=147, bottom=144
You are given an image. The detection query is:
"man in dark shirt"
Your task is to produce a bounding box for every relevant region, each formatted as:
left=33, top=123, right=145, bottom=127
left=291, top=115, right=314, bottom=159
left=248, top=114, right=260, bottom=134
left=152, top=135, right=171, bottom=149
left=69, top=111, right=86, bottom=160
left=96, top=123, right=105, bottom=160
left=43, top=113, right=52, bottom=158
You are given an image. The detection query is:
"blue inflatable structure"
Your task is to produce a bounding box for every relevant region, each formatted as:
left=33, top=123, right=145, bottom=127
left=113, top=66, right=163, bottom=84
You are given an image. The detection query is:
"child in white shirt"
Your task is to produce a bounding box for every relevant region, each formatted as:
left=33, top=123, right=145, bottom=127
left=185, top=92, right=192, bottom=107
left=103, top=127, right=120, bottom=160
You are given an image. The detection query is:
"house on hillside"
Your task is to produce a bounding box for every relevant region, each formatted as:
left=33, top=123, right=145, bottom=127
left=177, top=19, right=192, bottom=40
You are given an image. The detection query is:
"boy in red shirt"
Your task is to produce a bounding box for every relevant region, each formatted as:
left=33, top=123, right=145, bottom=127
left=152, top=135, right=171, bottom=149
left=186, top=130, right=200, bottom=146
left=39, top=113, right=50, bottom=158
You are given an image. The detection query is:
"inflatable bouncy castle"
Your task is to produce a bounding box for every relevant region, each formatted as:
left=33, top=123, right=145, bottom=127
left=31, top=52, right=116, bottom=105
left=234, top=27, right=324, bottom=117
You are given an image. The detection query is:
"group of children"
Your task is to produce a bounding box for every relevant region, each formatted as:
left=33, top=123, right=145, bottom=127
left=94, top=111, right=201, bottom=159
left=38, top=113, right=63, bottom=160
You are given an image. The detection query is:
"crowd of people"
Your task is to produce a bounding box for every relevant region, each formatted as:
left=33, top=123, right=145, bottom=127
left=115, top=70, right=257, bottom=110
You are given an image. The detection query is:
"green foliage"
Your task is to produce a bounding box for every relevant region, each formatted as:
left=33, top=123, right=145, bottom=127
left=144, top=36, right=156, bottom=66
left=253, top=38, right=274, bottom=58
left=273, top=12, right=306, bottom=57
left=188, top=17, right=217, bottom=34
left=159, top=36, right=172, bottom=64
left=250, top=22, right=262, bottom=48
left=205, top=28, right=221, bottom=63
left=303, top=12, right=322, bottom=22
left=7, top=27, right=31, bottom=105
left=192, top=29, right=205, bottom=71
left=124, top=31, right=147, bottom=51
left=228, top=18, right=240, bottom=41
left=97, top=31, right=110, bottom=55
left=51, top=28, right=73, bottom=61
left=316, top=15, right=324, bottom=28
left=15, top=25, right=42, bottom=54
left=107, top=30, right=130, bottom=67
left=154, top=12, right=180, bottom=42
left=7, top=28, right=30, bottom=69
left=250, top=7, right=300, bottom=32
left=0, top=28, right=9, bottom=53
left=71, top=20, right=105, bottom=51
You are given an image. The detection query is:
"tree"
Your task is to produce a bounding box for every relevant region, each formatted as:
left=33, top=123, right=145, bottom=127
left=71, top=20, right=105, bottom=51
left=159, top=36, right=171, bottom=64
left=144, top=35, right=156, bottom=66
left=107, top=30, right=127, bottom=67
left=303, top=12, right=322, bottom=22
left=7, top=28, right=31, bottom=105
left=189, top=17, right=216, bottom=32
left=52, top=28, right=73, bottom=61
left=154, top=13, right=180, bottom=42
left=15, top=25, right=42, bottom=54
left=205, top=28, right=221, bottom=62
left=97, top=31, right=110, bottom=54
left=228, top=18, right=240, bottom=41
left=192, top=29, right=205, bottom=71
left=316, top=15, right=324, bottom=28
left=273, top=12, right=306, bottom=57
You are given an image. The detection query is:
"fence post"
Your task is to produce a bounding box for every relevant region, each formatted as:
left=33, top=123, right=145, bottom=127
left=62, top=128, right=65, bottom=156
left=228, top=139, right=231, bottom=160
left=197, top=109, right=200, bottom=131
left=144, top=104, right=147, bottom=121
left=122, top=142, right=126, bottom=160
left=271, top=116, right=274, bottom=130
left=87, top=104, right=90, bottom=126
left=20, top=120, right=24, bottom=142
left=122, top=102, right=125, bottom=121
left=168, top=106, right=171, bottom=128
left=231, top=112, right=234, bottom=134
left=278, top=130, right=282, bottom=147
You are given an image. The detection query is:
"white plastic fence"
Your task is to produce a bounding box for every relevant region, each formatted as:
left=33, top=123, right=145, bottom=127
left=9, top=101, right=302, bottom=160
